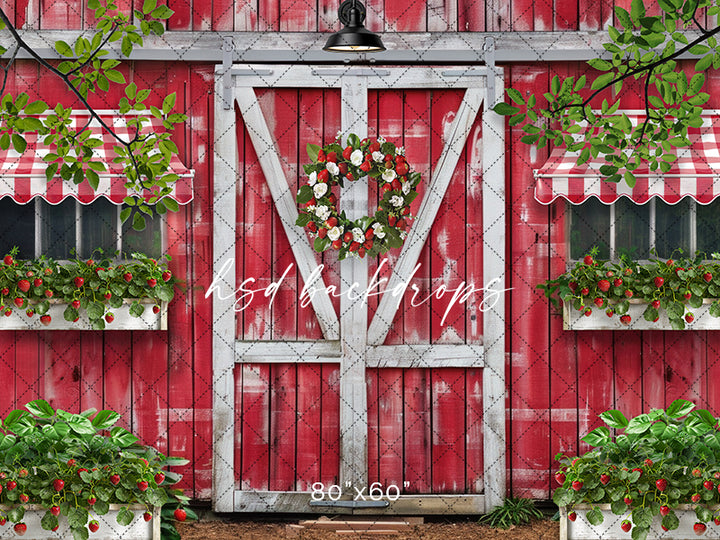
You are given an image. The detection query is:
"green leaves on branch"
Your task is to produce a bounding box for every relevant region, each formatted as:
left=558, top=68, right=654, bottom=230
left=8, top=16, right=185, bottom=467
left=0, top=0, right=185, bottom=229
left=492, top=0, right=720, bottom=190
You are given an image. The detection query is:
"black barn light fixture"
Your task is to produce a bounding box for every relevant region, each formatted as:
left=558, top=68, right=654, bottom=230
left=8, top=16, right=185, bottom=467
left=323, top=0, right=385, bottom=53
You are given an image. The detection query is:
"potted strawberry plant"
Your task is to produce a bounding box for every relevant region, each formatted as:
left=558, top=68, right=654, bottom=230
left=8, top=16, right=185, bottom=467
left=539, top=249, right=720, bottom=330
left=0, top=399, right=189, bottom=540
left=555, top=399, right=720, bottom=540
left=0, top=249, right=176, bottom=330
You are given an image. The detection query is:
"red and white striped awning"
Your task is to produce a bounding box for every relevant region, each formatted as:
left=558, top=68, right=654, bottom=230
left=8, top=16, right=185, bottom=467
left=0, top=113, right=193, bottom=205
left=534, top=115, right=720, bottom=205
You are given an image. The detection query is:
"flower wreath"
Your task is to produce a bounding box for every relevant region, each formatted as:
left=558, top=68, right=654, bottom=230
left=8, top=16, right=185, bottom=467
left=295, top=133, right=421, bottom=260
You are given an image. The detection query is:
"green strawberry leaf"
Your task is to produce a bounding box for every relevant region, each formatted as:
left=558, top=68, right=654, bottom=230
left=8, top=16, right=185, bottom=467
left=116, top=506, right=134, bottom=527
left=586, top=506, right=604, bottom=525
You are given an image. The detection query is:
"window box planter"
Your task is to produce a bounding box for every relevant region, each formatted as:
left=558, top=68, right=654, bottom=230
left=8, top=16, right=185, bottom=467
left=561, top=504, right=720, bottom=539
left=0, top=300, right=167, bottom=331
left=563, top=299, right=720, bottom=330
left=0, top=504, right=160, bottom=539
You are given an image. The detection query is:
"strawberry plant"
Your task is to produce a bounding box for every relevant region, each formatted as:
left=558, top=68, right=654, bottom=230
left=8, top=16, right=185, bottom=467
left=538, top=248, right=720, bottom=329
left=0, top=399, right=188, bottom=540
left=555, top=399, right=720, bottom=540
left=0, top=248, right=176, bottom=330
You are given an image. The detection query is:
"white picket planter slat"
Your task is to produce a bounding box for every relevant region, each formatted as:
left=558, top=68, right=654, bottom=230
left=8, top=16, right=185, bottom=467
left=561, top=505, right=720, bottom=540
left=0, top=300, right=167, bottom=331
left=563, top=299, right=720, bottom=331
left=0, top=504, right=160, bottom=539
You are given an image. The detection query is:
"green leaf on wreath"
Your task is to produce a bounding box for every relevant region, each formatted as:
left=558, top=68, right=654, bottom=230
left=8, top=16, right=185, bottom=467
left=306, top=143, right=321, bottom=162
left=314, top=237, right=329, bottom=252
left=296, top=185, right=313, bottom=204
left=296, top=213, right=311, bottom=227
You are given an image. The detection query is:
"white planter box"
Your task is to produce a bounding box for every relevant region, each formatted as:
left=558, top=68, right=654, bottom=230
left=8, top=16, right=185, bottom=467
left=563, top=299, right=720, bottom=331
left=0, top=300, right=167, bottom=331
left=0, top=504, right=160, bottom=539
left=561, top=505, right=720, bottom=539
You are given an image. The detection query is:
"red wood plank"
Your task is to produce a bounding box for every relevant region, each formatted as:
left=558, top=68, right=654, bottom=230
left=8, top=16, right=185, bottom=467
left=257, top=0, right=279, bottom=30
left=167, top=0, right=191, bottom=30
left=664, top=332, right=705, bottom=409
left=511, top=0, right=536, bottom=31
left=0, top=1, right=15, bottom=29
left=431, top=368, right=465, bottom=493
left=364, top=0, right=383, bottom=32
left=430, top=89, right=466, bottom=344
left=377, top=368, right=404, bottom=488
left=428, top=0, right=457, bottom=31
left=132, top=332, right=169, bottom=453
left=367, top=368, right=380, bottom=484
left=385, top=0, right=426, bottom=32
left=0, top=332, right=15, bottom=416
left=268, top=89, right=299, bottom=340
left=39, top=0, right=82, bottom=29
left=234, top=366, right=244, bottom=490
left=579, top=0, right=606, bottom=30
left=295, top=364, right=322, bottom=490
left=14, top=0, right=38, bottom=29
left=234, top=0, right=257, bottom=30
left=642, top=333, right=666, bottom=410
left=465, top=104, right=483, bottom=344
left=102, top=333, right=133, bottom=430
left=507, top=64, right=551, bottom=498
left=188, top=65, right=215, bottom=499
left=318, top=0, right=340, bottom=32
left=80, top=333, right=104, bottom=413
left=613, top=332, right=643, bottom=418
left=269, top=364, right=297, bottom=491
left=403, top=369, right=431, bottom=493
left=14, top=332, right=39, bottom=407
left=40, top=332, right=81, bottom=412
left=297, top=89, right=325, bottom=340
left=279, top=0, right=316, bottom=31
left=705, top=333, right=720, bottom=415
left=466, top=368, right=483, bottom=493
left=458, top=0, right=485, bottom=31
left=576, top=332, right=614, bottom=455
left=240, top=364, right=271, bottom=490
left=211, top=0, right=233, bottom=30
left=554, top=0, right=578, bottom=30
left=240, top=90, right=273, bottom=341
left=320, top=365, right=340, bottom=486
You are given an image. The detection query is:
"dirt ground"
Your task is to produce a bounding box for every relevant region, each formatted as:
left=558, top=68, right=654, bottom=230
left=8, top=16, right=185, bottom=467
left=176, top=515, right=559, bottom=540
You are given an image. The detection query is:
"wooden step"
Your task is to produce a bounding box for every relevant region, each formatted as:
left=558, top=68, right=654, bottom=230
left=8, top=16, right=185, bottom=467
left=298, top=519, right=415, bottom=531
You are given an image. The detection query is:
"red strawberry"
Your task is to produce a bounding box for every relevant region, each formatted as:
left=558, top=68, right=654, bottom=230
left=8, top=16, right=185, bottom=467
left=33, top=278, right=42, bottom=287
left=598, top=279, right=610, bottom=292
left=359, top=161, right=371, bottom=172
left=105, top=313, right=114, bottom=324
left=662, top=525, right=669, bottom=531
left=1, top=288, right=7, bottom=296
left=624, top=267, right=633, bottom=275
left=331, top=239, right=342, bottom=250
left=51, top=506, right=61, bottom=516
left=110, top=474, right=120, bottom=485
left=174, top=508, right=187, bottom=522
left=343, top=231, right=353, bottom=243
left=13, top=523, right=26, bottom=536
left=692, top=492, right=702, bottom=503
left=88, top=520, right=99, bottom=533
left=656, top=478, right=667, bottom=491
left=86, top=259, right=94, bottom=266
left=40, top=315, right=51, bottom=326
left=620, top=520, right=631, bottom=532
left=660, top=505, right=670, bottom=516
left=74, top=277, right=84, bottom=288
left=17, top=279, right=30, bottom=293
left=153, top=305, right=161, bottom=314
left=693, top=468, right=702, bottom=477
left=326, top=151, right=337, bottom=163
left=147, top=279, right=157, bottom=288
left=715, top=517, right=720, bottom=526
left=123, top=272, right=133, bottom=282
left=137, top=480, right=149, bottom=492
left=654, top=276, right=665, bottom=288
left=3, top=255, right=13, bottom=266
left=581, top=287, right=589, bottom=296
left=594, top=297, right=604, bottom=308
left=606, top=309, right=614, bottom=317
left=685, top=291, right=692, bottom=300
left=87, top=496, right=96, bottom=505
left=317, top=149, right=326, bottom=161
left=3, top=309, right=11, bottom=317
left=25, top=309, right=33, bottom=317
left=325, top=217, right=338, bottom=228
left=0, top=516, right=5, bottom=525
left=144, top=512, right=153, bottom=522
left=624, top=289, right=633, bottom=298
left=569, top=281, right=577, bottom=291
left=568, top=511, right=577, bottom=522
left=694, top=522, right=707, bottom=535
left=44, top=290, right=53, bottom=298
left=44, top=268, right=52, bottom=276
left=620, top=315, right=632, bottom=325
left=624, top=496, right=633, bottom=505
left=162, top=271, right=172, bottom=282
left=154, top=472, right=165, bottom=485
left=19, top=493, right=28, bottom=503
left=24, top=271, right=32, bottom=277
left=651, top=300, right=661, bottom=309
left=6, top=480, right=16, bottom=490
left=705, top=480, right=714, bottom=491
left=583, top=255, right=594, bottom=265
left=342, top=146, right=353, bottom=160
left=555, top=471, right=566, bottom=485
left=17, top=470, right=27, bottom=478
left=72, top=300, right=81, bottom=309
left=600, top=474, right=610, bottom=485
left=317, top=227, right=327, bottom=239
left=53, top=478, right=64, bottom=491
left=686, top=313, right=695, bottom=324
left=584, top=308, right=592, bottom=317
left=614, top=278, right=623, bottom=287
left=704, top=272, right=713, bottom=283
left=104, top=292, right=112, bottom=300
left=666, top=259, right=674, bottom=266
left=306, top=221, right=317, bottom=233
left=13, top=298, right=23, bottom=308
left=571, top=480, right=583, bottom=491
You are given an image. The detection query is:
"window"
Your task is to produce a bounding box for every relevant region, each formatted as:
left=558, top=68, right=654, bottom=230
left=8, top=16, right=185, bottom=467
left=569, top=198, right=720, bottom=260
left=0, top=198, right=163, bottom=260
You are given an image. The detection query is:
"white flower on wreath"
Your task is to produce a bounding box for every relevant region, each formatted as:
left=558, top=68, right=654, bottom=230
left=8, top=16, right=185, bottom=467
left=382, top=169, right=397, bottom=183
left=327, top=226, right=343, bottom=241
left=306, top=205, right=316, bottom=214
left=372, top=222, right=386, bottom=239
left=352, top=227, right=365, bottom=243
left=390, top=195, right=404, bottom=208
left=399, top=230, right=407, bottom=240
left=315, top=205, right=331, bottom=221
left=372, top=151, right=384, bottom=163
left=336, top=130, right=343, bottom=140
left=377, top=136, right=386, bottom=144
left=396, top=146, right=405, bottom=156
left=402, top=181, right=411, bottom=195
left=313, top=183, right=328, bottom=199
left=350, top=149, right=364, bottom=166
left=308, top=171, right=317, bottom=186
left=326, top=162, right=339, bottom=176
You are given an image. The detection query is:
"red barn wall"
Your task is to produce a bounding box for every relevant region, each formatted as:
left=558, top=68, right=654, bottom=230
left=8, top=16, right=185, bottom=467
left=1, top=0, right=715, bottom=502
